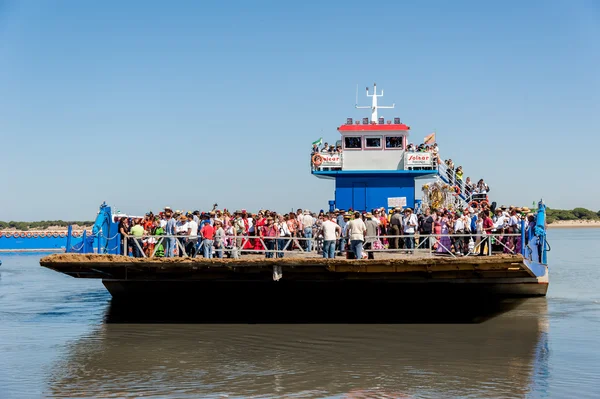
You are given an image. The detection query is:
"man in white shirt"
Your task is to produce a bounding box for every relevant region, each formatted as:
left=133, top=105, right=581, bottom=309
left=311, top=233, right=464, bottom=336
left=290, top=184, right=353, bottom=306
left=175, top=214, right=190, bottom=257
left=347, top=212, right=367, bottom=259
left=185, top=212, right=199, bottom=257
left=301, top=210, right=315, bottom=252
left=319, top=214, right=341, bottom=259
left=453, top=212, right=466, bottom=255
left=402, top=208, right=419, bottom=253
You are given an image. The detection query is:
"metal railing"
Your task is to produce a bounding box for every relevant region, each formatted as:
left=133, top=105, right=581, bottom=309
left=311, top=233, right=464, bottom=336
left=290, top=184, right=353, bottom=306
left=119, top=232, right=524, bottom=259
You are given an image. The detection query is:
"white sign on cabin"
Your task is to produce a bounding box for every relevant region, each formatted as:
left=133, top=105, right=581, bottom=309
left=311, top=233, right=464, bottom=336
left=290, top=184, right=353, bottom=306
left=405, top=152, right=432, bottom=166
left=319, top=154, right=342, bottom=167
left=388, top=197, right=407, bottom=208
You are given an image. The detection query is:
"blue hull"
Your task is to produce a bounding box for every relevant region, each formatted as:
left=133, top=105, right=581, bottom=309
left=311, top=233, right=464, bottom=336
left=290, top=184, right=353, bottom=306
left=0, top=236, right=82, bottom=252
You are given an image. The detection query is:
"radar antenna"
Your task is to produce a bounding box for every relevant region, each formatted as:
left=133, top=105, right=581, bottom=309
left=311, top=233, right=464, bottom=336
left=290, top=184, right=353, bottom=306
left=355, top=83, right=395, bottom=121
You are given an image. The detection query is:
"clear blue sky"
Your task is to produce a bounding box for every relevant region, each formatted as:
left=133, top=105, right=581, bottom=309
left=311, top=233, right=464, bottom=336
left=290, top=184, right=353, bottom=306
left=1, top=0, right=598, bottom=221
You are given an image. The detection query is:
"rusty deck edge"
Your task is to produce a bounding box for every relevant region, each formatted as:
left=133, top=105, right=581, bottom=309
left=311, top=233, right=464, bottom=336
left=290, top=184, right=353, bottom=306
left=40, top=253, right=525, bottom=267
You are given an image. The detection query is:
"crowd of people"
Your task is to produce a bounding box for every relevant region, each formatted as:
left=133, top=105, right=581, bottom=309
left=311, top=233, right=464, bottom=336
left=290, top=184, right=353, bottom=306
left=117, top=202, right=537, bottom=260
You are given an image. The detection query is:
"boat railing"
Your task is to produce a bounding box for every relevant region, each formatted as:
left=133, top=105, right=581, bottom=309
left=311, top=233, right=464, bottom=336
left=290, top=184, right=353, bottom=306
left=118, top=232, right=525, bottom=259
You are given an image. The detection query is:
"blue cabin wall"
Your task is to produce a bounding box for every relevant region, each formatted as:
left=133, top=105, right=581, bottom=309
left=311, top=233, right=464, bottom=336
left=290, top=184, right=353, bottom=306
left=334, top=175, right=416, bottom=211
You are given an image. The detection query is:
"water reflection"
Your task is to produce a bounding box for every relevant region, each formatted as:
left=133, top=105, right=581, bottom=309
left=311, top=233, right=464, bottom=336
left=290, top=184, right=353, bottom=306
left=47, top=299, right=549, bottom=398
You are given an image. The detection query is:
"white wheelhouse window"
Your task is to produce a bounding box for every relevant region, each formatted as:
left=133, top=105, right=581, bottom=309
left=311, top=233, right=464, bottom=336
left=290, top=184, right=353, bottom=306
left=344, top=136, right=362, bottom=150
left=365, top=136, right=382, bottom=150
left=385, top=136, right=404, bottom=150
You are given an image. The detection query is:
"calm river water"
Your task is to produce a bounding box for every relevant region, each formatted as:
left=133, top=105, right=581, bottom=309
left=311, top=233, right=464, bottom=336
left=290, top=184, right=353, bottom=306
left=1, top=229, right=599, bottom=399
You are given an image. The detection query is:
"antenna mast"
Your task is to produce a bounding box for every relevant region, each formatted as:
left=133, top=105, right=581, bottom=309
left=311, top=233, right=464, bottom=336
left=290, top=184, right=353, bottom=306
left=355, top=83, right=395, bottom=121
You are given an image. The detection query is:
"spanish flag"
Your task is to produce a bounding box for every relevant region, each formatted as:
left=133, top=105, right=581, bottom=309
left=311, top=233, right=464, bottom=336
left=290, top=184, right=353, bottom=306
left=424, top=132, right=436, bottom=144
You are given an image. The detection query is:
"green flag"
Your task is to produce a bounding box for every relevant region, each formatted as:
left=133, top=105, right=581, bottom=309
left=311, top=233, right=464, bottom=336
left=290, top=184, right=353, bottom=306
left=312, top=137, right=323, bottom=147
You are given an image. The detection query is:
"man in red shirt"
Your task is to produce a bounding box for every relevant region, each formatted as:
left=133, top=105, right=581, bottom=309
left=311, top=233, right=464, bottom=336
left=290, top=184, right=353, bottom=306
left=479, top=211, right=494, bottom=256
left=200, top=222, right=215, bottom=258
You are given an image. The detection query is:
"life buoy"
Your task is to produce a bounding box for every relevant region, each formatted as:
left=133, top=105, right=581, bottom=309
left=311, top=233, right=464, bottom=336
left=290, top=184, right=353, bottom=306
left=39, top=232, right=46, bottom=238
left=59, top=232, right=66, bottom=238
left=312, top=154, right=323, bottom=166
left=480, top=199, right=490, bottom=207
left=0, top=231, right=3, bottom=238
left=32, top=232, right=39, bottom=238
left=20, top=232, right=26, bottom=238
left=72, top=232, right=80, bottom=238
left=52, top=232, right=59, bottom=238
left=26, top=232, right=32, bottom=238
left=453, top=186, right=461, bottom=196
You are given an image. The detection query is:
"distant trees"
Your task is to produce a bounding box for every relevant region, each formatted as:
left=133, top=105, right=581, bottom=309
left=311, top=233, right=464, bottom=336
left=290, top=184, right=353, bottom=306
left=546, top=208, right=600, bottom=224
left=0, top=221, right=94, bottom=231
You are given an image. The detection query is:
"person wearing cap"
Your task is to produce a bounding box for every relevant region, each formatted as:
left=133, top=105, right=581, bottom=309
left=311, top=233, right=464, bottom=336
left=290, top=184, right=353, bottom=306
left=389, top=206, right=403, bottom=250
left=163, top=208, right=177, bottom=257
left=185, top=212, right=199, bottom=257
left=347, top=211, right=367, bottom=259
left=200, top=218, right=215, bottom=258
left=175, top=214, right=190, bottom=257
left=260, top=216, right=278, bottom=258
left=403, top=208, right=419, bottom=253
left=233, top=211, right=246, bottom=251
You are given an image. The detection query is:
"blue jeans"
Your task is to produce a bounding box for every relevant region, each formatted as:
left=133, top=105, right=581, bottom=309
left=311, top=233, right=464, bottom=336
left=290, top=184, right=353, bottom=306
left=277, top=238, right=287, bottom=258
left=165, top=237, right=176, bottom=257
left=215, top=241, right=224, bottom=258
left=323, top=240, right=336, bottom=258
left=404, top=233, right=415, bottom=250
left=203, top=239, right=213, bottom=258
left=350, top=239, right=364, bottom=259
left=304, top=227, right=313, bottom=252
left=265, top=239, right=275, bottom=258
left=338, top=237, right=346, bottom=253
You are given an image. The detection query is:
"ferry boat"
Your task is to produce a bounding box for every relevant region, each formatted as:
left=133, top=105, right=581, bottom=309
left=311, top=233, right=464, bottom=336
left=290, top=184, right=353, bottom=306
left=39, top=84, right=549, bottom=302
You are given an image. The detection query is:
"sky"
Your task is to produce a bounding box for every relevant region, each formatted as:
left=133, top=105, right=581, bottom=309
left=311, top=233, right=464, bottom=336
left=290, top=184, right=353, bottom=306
left=0, top=0, right=598, bottom=221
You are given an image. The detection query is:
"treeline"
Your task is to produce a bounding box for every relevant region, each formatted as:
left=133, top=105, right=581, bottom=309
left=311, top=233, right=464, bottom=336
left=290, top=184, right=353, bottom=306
left=0, top=220, right=94, bottom=231
left=547, top=208, right=600, bottom=224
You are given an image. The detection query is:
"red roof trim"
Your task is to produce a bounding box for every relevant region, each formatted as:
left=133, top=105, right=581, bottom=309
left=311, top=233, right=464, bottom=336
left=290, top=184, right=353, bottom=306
left=338, top=124, right=410, bottom=131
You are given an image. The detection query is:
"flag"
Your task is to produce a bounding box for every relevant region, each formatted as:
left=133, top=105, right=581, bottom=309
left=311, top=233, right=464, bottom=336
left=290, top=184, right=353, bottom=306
left=312, top=137, right=323, bottom=147
left=424, top=132, right=436, bottom=144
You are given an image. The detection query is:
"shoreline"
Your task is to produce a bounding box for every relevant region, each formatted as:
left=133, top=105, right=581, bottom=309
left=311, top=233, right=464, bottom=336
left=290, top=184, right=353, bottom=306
left=547, top=220, right=600, bottom=229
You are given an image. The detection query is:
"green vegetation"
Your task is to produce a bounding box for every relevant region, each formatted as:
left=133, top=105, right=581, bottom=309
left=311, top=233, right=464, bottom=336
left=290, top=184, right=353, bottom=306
left=0, top=221, right=94, bottom=231
left=546, top=208, right=600, bottom=224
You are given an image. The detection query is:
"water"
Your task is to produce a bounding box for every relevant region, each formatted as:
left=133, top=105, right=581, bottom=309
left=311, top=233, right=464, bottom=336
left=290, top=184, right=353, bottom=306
left=1, top=229, right=599, bottom=399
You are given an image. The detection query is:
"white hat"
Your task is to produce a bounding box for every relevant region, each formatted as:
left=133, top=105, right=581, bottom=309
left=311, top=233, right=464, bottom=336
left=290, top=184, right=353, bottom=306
left=304, top=209, right=310, bottom=214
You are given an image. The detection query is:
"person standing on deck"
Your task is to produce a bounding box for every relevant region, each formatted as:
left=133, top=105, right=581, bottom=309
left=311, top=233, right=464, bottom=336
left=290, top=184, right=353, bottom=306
left=261, top=216, right=278, bottom=258
left=403, top=208, right=418, bottom=254
left=118, top=217, right=130, bottom=256
left=200, top=220, right=215, bottom=258
left=347, top=211, right=367, bottom=259
left=213, top=220, right=225, bottom=258
left=479, top=211, right=494, bottom=256
left=389, top=207, right=403, bottom=250
left=175, top=214, right=190, bottom=257
left=164, top=208, right=177, bottom=257
left=129, top=219, right=145, bottom=258
left=185, top=212, right=199, bottom=257
left=364, top=213, right=379, bottom=259
left=319, top=214, right=341, bottom=259
left=301, top=209, right=314, bottom=252
left=336, top=210, right=347, bottom=254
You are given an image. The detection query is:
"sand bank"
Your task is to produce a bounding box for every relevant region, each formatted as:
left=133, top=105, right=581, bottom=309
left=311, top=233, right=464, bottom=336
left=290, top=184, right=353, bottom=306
left=547, top=220, right=600, bottom=229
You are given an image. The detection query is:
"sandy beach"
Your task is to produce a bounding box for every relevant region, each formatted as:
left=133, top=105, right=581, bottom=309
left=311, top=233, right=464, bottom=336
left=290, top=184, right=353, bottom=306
left=547, top=220, right=600, bottom=229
